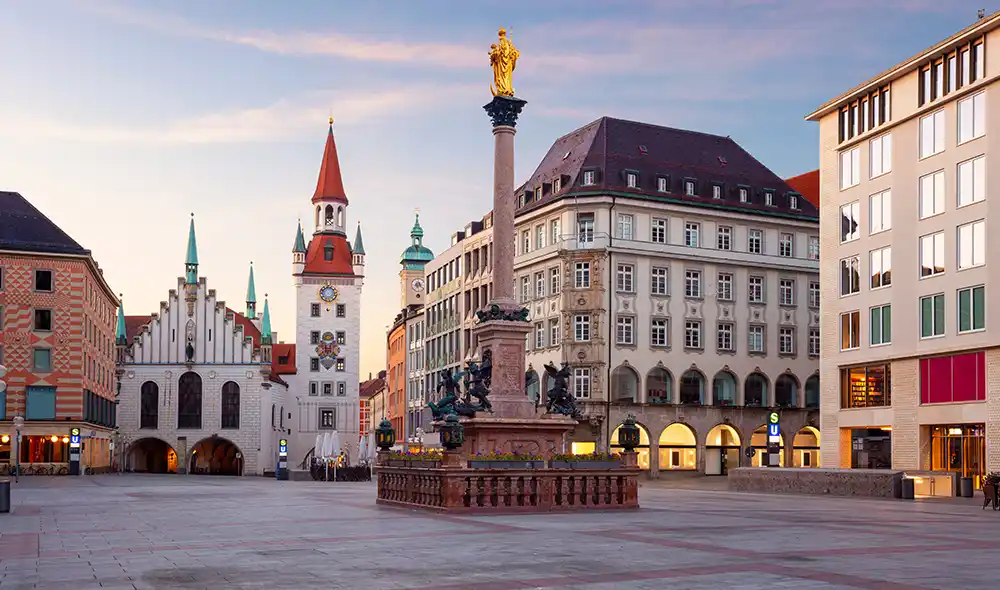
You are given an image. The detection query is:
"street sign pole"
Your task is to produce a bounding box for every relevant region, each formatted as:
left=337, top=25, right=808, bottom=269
left=276, top=439, right=288, bottom=481
left=766, top=411, right=781, bottom=467
left=68, top=428, right=82, bottom=475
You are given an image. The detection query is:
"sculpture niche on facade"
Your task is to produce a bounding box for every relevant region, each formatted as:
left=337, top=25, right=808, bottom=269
left=428, top=350, right=494, bottom=419
left=543, top=362, right=582, bottom=419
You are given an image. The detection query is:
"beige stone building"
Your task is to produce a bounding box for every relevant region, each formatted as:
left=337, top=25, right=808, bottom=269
left=514, top=117, right=821, bottom=476
left=808, top=12, right=1000, bottom=489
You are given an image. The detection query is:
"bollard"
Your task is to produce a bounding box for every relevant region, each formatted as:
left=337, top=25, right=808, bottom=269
left=901, top=477, right=915, bottom=500
left=0, top=479, right=10, bottom=514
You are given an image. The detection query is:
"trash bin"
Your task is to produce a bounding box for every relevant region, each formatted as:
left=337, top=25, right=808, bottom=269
left=0, top=479, right=10, bottom=514
left=901, top=477, right=915, bottom=500
left=960, top=477, right=974, bottom=498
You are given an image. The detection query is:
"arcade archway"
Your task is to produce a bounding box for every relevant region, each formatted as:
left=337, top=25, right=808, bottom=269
left=190, top=436, right=244, bottom=476
left=705, top=424, right=742, bottom=475
left=128, top=438, right=177, bottom=474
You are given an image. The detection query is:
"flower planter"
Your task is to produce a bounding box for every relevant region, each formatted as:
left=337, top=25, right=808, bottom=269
left=407, top=460, right=441, bottom=468
left=550, top=460, right=623, bottom=470
left=387, top=460, right=407, bottom=467
left=469, top=460, right=544, bottom=469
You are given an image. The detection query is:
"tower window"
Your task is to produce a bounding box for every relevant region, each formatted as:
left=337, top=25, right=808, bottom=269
left=311, top=303, right=320, bottom=317
left=336, top=304, right=346, bottom=318
left=324, top=242, right=334, bottom=261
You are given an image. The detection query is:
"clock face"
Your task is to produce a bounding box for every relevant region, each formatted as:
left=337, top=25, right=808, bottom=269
left=318, top=284, right=338, bottom=302
left=411, top=278, right=425, bottom=292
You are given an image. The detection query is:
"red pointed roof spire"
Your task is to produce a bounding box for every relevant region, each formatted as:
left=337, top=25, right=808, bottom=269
left=312, top=117, right=349, bottom=205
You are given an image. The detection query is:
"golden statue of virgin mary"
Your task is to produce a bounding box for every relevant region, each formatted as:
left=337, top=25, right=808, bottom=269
left=489, top=28, right=520, bottom=97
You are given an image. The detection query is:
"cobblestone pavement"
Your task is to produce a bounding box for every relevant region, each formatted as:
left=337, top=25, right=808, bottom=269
left=0, top=475, right=995, bottom=589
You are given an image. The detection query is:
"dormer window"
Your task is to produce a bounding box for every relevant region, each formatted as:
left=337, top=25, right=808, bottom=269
left=323, top=241, right=334, bottom=261
left=764, top=189, right=775, bottom=206
left=583, top=170, right=596, bottom=186
left=685, top=180, right=696, bottom=196
left=657, top=176, right=669, bottom=192
left=739, top=187, right=749, bottom=203
left=789, top=194, right=800, bottom=210
left=535, top=186, right=542, bottom=200
left=712, top=184, right=722, bottom=199
left=626, top=172, right=638, bottom=188
left=553, top=177, right=562, bottom=192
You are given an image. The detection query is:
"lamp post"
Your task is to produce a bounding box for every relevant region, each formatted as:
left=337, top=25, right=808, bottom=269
left=12, top=415, right=24, bottom=483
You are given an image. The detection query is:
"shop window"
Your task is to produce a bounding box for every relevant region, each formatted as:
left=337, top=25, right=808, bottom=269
left=840, top=364, right=891, bottom=408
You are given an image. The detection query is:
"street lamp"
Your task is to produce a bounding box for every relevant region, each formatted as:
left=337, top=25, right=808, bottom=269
left=12, top=415, right=24, bottom=483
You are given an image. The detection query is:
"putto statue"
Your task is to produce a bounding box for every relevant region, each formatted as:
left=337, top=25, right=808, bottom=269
left=428, top=351, right=494, bottom=419
left=489, top=28, right=520, bottom=97
left=543, top=361, right=581, bottom=419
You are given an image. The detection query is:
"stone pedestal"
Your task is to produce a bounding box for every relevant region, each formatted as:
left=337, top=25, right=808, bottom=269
left=473, top=318, right=534, bottom=419
left=461, top=416, right=576, bottom=460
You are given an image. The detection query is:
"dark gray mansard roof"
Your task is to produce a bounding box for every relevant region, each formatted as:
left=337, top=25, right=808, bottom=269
left=515, top=117, right=819, bottom=222
left=0, top=191, right=91, bottom=255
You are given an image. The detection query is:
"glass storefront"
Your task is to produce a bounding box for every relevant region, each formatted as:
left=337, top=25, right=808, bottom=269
left=850, top=427, right=892, bottom=469
left=930, top=424, right=985, bottom=489
left=841, top=364, right=891, bottom=408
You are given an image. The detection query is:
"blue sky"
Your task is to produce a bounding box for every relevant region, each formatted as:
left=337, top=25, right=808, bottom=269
left=0, top=0, right=989, bottom=375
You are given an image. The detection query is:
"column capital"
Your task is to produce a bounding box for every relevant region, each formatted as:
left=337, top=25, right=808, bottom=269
left=484, top=95, right=528, bottom=128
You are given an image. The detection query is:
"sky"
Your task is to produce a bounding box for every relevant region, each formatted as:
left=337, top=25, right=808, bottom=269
left=0, top=0, right=990, bottom=377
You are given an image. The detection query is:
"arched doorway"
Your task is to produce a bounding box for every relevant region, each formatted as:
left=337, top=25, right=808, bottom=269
left=705, top=424, right=742, bottom=475
left=679, top=369, right=705, bottom=405
left=744, top=372, right=769, bottom=407
left=611, top=422, right=650, bottom=470
left=190, top=436, right=243, bottom=476
left=646, top=367, right=672, bottom=404
left=128, top=438, right=177, bottom=474
left=775, top=374, right=799, bottom=408
left=750, top=425, right=785, bottom=466
left=793, top=426, right=821, bottom=467
left=658, top=423, right=696, bottom=471
left=525, top=369, right=540, bottom=404
left=805, top=375, right=820, bottom=408
left=712, top=371, right=737, bottom=407
left=611, top=365, right=640, bottom=402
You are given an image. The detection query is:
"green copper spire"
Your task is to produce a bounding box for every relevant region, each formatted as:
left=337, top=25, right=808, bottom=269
left=411, top=212, right=425, bottom=240
left=260, top=295, right=272, bottom=345
left=353, top=222, right=366, bottom=255
left=401, top=211, right=434, bottom=270
left=115, top=294, right=127, bottom=346
left=246, top=262, right=257, bottom=318
left=185, top=213, right=199, bottom=284
left=293, top=220, right=307, bottom=253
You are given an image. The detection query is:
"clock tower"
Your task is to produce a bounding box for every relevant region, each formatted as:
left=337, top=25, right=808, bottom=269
left=399, top=212, right=435, bottom=308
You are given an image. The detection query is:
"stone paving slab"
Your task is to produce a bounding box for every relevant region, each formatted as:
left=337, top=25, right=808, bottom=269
left=0, top=475, right=996, bottom=589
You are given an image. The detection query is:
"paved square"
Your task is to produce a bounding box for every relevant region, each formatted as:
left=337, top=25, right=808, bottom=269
left=0, top=475, right=993, bottom=589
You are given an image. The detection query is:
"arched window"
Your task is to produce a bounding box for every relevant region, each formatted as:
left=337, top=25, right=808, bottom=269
left=805, top=375, right=820, bottom=408
left=646, top=367, right=672, bottom=404
left=315, top=206, right=321, bottom=229
left=325, top=205, right=334, bottom=226
left=337, top=206, right=344, bottom=227
left=525, top=370, right=540, bottom=403
left=221, top=381, right=240, bottom=429
left=140, top=381, right=158, bottom=429
left=611, top=365, right=639, bottom=402
left=744, top=373, right=769, bottom=407
left=177, top=372, right=202, bottom=429
left=271, top=404, right=276, bottom=428
left=775, top=375, right=798, bottom=408
left=712, top=371, right=737, bottom=406
left=280, top=406, right=284, bottom=429
left=679, top=370, right=705, bottom=405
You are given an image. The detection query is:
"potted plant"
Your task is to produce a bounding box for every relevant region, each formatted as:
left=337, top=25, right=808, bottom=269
left=385, top=450, right=442, bottom=468
left=469, top=450, right=544, bottom=469
left=550, top=452, right=623, bottom=469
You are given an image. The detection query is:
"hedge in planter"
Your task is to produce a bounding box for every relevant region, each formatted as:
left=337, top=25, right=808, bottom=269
left=468, top=451, right=543, bottom=469
left=550, top=452, right=623, bottom=469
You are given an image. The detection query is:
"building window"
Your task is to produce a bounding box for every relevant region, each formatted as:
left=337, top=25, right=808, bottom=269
left=32, top=347, right=52, bottom=372
left=779, top=279, right=795, bottom=306
left=550, top=219, right=561, bottom=244
left=713, top=184, right=722, bottom=199
left=221, top=381, right=240, bottom=429
left=840, top=256, right=860, bottom=296
left=651, top=318, right=669, bottom=347
left=870, top=304, right=892, bottom=346
left=310, top=358, right=320, bottom=372
left=319, top=408, right=336, bottom=430
left=535, top=225, right=545, bottom=249
left=779, top=233, right=793, bottom=258
left=177, top=372, right=202, bottom=429
left=958, top=220, right=986, bottom=269
left=338, top=382, right=346, bottom=396
left=573, top=368, right=591, bottom=399
left=870, top=247, right=891, bottom=289
left=870, top=134, right=892, bottom=178
left=582, top=170, right=595, bottom=186
left=616, top=264, right=634, bottom=293
left=685, top=180, right=696, bottom=196
left=748, top=275, right=764, bottom=303
left=311, top=303, right=320, bottom=317
left=309, top=382, right=318, bottom=396
left=840, top=201, right=860, bottom=242
left=920, top=293, right=945, bottom=338
left=809, top=281, right=820, bottom=308
left=717, top=225, right=732, bottom=251
left=336, top=304, right=346, bottom=317
left=521, top=230, right=530, bottom=254
left=684, top=222, right=700, bottom=247
left=957, top=92, right=986, bottom=144
left=840, top=148, right=860, bottom=189
left=310, top=331, right=320, bottom=345
left=808, top=236, right=820, bottom=260
left=919, top=170, right=945, bottom=218
left=764, top=190, right=774, bottom=206
left=651, top=218, right=667, bottom=244
left=520, top=276, right=531, bottom=302
left=717, top=322, right=733, bottom=352
left=574, top=262, right=590, bottom=288
left=549, top=318, right=561, bottom=346
left=626, top=172, right=637, bottom=188
left=747, top=229, right=763, bottom=254
left=684, top=270, right=701, bottom=298
left=336, top=358, right=345, bottom=371
left=616, top=316, right=634, bottom=345
left=650, top=267, right=668, bottom=296
left=869, top=190, right=891, bottom=234
left=748, top=325, right=765, bottom=353
left=34, top=269, right=53, bottom=292
left=684, top=321, right=702, bottom=349
left=778, top=327, right=795, bottom=355
left=577, top=213, right=595, bottom=246
left=657, top=176, right=668, bottom=192
left=789, top=194, right=799, bottom=209
left=323, top=382, right=333, bottom=396
left=33, top=309, right=52, bottom=331
left=717, top=272, right=733, bottom=301
left=140, top=381, right=158, bottom=429
left=535, top=271, right=545, bottom=298
left=738, top=187, right=749, bottom=203
left=336, top=331, right=346, bottom=345
left=840, top=310, right=860, bottom=350
left=920, top=232, right=945, bottom=278
left=958, top=285, right=986, bottom=333
left=841, top=364, right=891, bottom=408
left=574, top=315, right=591, bottom=342
left=957, top=155, right=986, bottom=207
left=553, top=177, right=562, bottom=193
left=535, top=322, right=546, bottom=348
left=808, top=328, right=820, bottom=357
left=920, top=110, right=946, bottom=158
